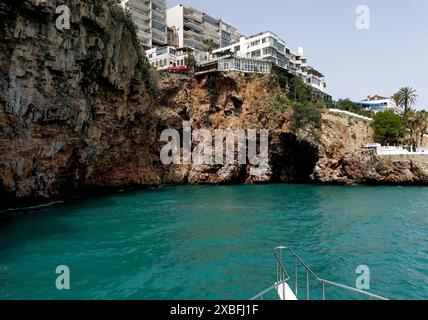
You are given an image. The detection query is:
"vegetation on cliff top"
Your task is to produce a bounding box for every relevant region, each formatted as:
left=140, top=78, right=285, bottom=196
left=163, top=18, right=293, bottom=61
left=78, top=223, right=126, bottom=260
left=371, top=87, right=427, bottom=149
left=393, top=87, right=418, bottom=112
left=372, top=110, right=407, bottom=145
left=270, top=72, right=323, bottom=135
left=287, top=77, right=322, bottom=131
left=110, top=4, right=157, bottom=96
left=403, top=108, right=428, bottom=149
left=334, top=99, right=374, bottom=118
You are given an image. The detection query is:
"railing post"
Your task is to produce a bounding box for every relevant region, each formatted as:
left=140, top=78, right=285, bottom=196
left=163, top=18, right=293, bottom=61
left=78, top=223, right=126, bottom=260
left=283, top=280, right=285, bottom=301
left=306, top=269, right=310, bottom=300
left=295, top=256, right=298, bottom=296
left=322, top=282, right=325, bottom=300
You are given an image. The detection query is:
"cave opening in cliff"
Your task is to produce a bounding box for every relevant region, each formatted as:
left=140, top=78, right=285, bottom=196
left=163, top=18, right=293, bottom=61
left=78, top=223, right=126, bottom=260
left=271, top=133, right=320, bottom=183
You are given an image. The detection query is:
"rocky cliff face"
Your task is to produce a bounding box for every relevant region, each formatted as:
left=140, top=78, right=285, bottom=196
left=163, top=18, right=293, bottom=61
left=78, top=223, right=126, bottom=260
left=155, top=72, right=291, bottom=185
left=0, top=0, right=159, bottom=207
left=312, top=114, right=428, bottom=185
left=155, top=73, right=428, bottom=186
left=1, top=1, right=427, bottom=209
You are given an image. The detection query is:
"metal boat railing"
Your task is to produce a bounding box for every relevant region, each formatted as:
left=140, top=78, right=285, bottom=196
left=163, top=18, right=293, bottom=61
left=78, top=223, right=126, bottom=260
left=250, top=280, right=289, bottom=301
left=251, top=246, right=388, bottom=301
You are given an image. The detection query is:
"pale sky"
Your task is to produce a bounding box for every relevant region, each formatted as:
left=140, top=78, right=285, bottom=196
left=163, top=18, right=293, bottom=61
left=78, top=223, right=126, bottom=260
left=167, top=0, right=428, bottom=109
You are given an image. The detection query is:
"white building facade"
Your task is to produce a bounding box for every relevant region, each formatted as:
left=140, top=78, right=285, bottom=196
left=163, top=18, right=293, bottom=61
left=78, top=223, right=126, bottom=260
left=218, top=57, right=272, bottom=74
left=357, top=94, right=400, bottom=113
left=167, top=5, right=241, bottom=52
left=124, top=0, right=168, bottom=49
left=212, top=32, right=326, bottom=92
left=146, top=46, right=191, bottom=70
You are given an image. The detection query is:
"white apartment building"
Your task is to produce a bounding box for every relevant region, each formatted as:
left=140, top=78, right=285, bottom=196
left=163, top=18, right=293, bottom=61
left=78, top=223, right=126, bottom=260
left=217, top=57, right=272, bottom=74
left=146, top=46, right=191, bottom=70
left=167, top=5, right=241, bottom=52
left=307, top=67, right=325, bottom=92
left=357, top=94, right=400, bottom=113
left=123, top=0, right=168, bottom=49
left=212, top=31, right=326, bottom=92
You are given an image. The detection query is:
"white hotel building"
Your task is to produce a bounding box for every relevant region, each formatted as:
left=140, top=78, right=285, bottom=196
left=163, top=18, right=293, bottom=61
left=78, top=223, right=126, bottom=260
left=146, top=46, right=192, bottom=70
left=122, top=0, right=168, bottom=49
left=211, top=32, right=327, bottom=93
left=166, top=5, right=241, bottom=52
left=357, top=94, right=400, bottom=113
left=129, top=3, right=327, bottom=94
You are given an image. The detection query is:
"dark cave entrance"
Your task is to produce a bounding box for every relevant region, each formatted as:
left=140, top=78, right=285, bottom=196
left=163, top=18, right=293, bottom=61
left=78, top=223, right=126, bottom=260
left=271, top=133, right=320, bottom=183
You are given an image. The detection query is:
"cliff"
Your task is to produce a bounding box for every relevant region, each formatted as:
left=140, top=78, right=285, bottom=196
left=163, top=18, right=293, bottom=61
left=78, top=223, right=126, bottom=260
left=1, top=0, right=428, bottom=209
left=312, top=113, right=428, bottom=185
left=155, top=73, right=428, bottom=186
left=0, top=0, right=160, bottom=207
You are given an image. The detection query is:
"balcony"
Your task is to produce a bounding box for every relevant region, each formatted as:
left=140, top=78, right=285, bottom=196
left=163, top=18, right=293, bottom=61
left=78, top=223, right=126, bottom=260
left=185, top=34, right=203, bottom=44
left=184, top=39, right=204, bottom=51
left=152, top=25, right=167, bottom=35
left=138, top=30, right=151, bottom=41
left=132, top=14, right=151, bottom=28
left=151, top=0, right=166, bottom=10
left=184, top=10, right=203, bottom=23
left=129, top=0, right=151, bottom=13
left=152, top=17, right=166, bottom=29
left=184, top=19, right=203, bottom=32
left=152, top=33, right=167, bottom=44
left=152, top=7, right=166, bottom=19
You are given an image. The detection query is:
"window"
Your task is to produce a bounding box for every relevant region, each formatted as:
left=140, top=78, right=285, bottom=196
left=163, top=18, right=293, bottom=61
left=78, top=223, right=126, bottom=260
left=251, top=49, right=261, bottom=58
left=157, top=47, right=168, bottom=55
left=263, top=48, right=274, bottom=56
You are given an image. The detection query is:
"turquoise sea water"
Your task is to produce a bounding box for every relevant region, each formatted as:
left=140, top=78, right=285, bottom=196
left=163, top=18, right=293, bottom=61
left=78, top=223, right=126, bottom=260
left=0, top=184, right=427, bottom=300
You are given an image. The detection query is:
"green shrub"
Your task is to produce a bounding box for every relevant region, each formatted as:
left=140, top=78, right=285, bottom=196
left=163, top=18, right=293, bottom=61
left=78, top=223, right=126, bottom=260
left=272, top=65, right=289, bottom=90
left=110, top=5, right=157, bottom=96
left=270, top=94, right=290, bottom=114
left=291, top=101, right=322, bottom=131
left=5, top=19, right=17, bottom=29
left=335, top=99, right=374, bottom=118
left=35, top=84, right=46, bottom=94
left=323, top=97, right=333, bottom=109
left=289, top=76, right=311, bottom=102
left=371, top=110, right=406, bottom=145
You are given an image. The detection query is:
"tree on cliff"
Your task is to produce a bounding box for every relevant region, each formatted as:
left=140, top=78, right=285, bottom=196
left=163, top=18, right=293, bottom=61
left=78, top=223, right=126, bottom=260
left=289, top=77, right=310, bottom=102
left=394, top=87, right=418, bottom=112
left=404, top=109, right=428, bottom=149
left=372, top=110, right=406, bottom=145
left=291, top=101, right=322, bottom=132
left=185, top=53, right=196, bottom=73
left=416, top=111, right=428, bottom=147
left=335, top=99, right=373, bottom=118
left=203, top=38, right=215, bottom=55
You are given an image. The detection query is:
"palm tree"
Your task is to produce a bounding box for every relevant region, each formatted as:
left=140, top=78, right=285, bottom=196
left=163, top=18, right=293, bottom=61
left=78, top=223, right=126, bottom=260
left=395, top=87, right=418, bottom=112
left=403, top=108, right=418, bottom=150
left=416, top=110, right=428, bottom=148
left=203, top=38, right=215, bottom=55
left=391, top=92, right=402, bottom=110
left=184, top=53, right=196, bottom=73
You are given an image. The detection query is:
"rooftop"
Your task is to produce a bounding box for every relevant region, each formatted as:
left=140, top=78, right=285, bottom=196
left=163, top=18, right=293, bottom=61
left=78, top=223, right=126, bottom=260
left=362, top=94, right=389, bottom=102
